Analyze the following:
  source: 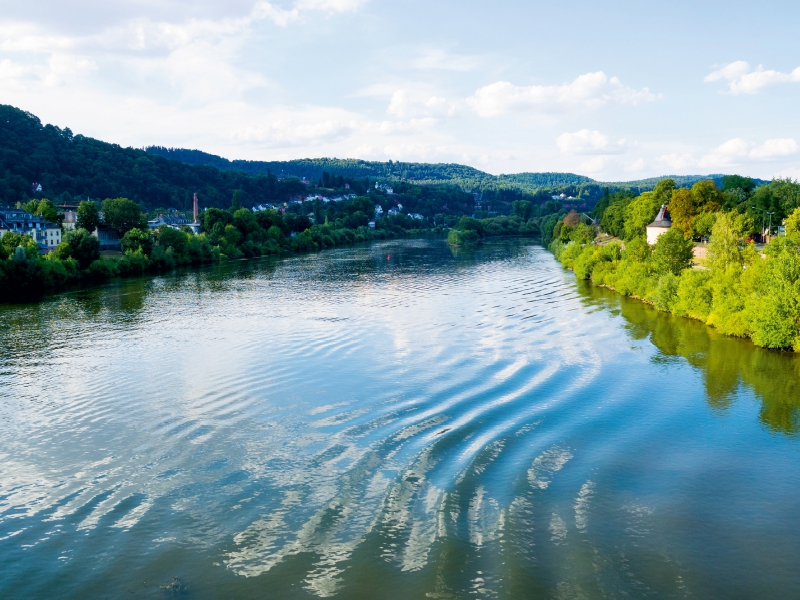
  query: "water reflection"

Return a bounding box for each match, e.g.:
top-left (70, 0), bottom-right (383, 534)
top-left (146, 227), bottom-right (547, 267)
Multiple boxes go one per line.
top-left (1, 238), bottom-right (799, 599)
top-left (575, 279), bottom-right (800, 435)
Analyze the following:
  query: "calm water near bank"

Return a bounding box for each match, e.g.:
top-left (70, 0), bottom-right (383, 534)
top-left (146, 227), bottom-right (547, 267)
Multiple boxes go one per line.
top-left (1, 238), bottom-right (799, 599)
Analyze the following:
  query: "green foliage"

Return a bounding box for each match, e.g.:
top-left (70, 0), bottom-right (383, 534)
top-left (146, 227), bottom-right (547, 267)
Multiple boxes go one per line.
top-left (101, 198), bottom-right (146, 235)
top-left (600, 196), bottom-right (631, 238)
top-left (447, 229), bottom-right (479, 246)
top-left (706, 212), bottom-right (751, 272)
top-left (624, 191), bottom-right (661, 240)
top-left (674, 269), bottom-right (713, 321)
top-left (22, 198), bottom-right (60, 222)
top-left (77, 200), bottom-right (100, 232)
top-left (651, 228), bottom-right (694, 276)
top-left (785, 207), bottom-right (800, 243)
top-left (512, 200), bottom-right (534, 220)
top-left (651, 273), bottom-right (680, 312)
top-left (743, 245), bottom-right (800, 350)
top-left (751, 178), bottom-right (800, 222)
top-left (120, 228), bottom-right (153, 255)
top-left (64, 228), bottom-right (100, 268)
top-left (553, 178), bottom-right (800, 352)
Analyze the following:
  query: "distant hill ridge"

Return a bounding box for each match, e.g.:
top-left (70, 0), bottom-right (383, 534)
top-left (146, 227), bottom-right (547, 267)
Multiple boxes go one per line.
top-left (146, 146), bottom-right (758, 193)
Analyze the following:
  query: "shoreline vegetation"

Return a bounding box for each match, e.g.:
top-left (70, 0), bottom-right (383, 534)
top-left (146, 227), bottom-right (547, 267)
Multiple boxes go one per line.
top-left (0, 194), bottom-right (551, 304)
top-left (550, 177), bottom-right (800, 352)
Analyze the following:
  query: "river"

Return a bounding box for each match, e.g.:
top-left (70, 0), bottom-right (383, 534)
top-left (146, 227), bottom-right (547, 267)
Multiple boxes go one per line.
top-left (1, 238), bottom-right (799, 599)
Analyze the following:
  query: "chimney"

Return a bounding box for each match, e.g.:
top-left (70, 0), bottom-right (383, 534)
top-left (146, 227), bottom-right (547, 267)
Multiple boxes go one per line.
top-left (193, 193), bottom-right (199, 224)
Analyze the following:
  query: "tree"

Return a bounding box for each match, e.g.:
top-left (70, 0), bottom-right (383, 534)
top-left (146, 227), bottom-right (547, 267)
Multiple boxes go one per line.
top-left (563, 210), bottom-right (581, 226)
top-left (653, 178), bottom-right (676, 205)
top-left (693, 211), bottom-right (718, 238)
top-left (601, 198), bottom-right (630, 238)
top-left (668, 180), bottom-right (723, 238)
top-left (668, 188), bottom-right (695, 237)
top-left (156, 226), bottom-right (189, 256)
top-left (691, 180), bottom-right (723, 214)
top-left (64, 228), bottom-right (100, 268)
top-left (651, 227), bottom-right (694, 275)
top-left (624, 192), bottom-right (661, 240)
top-left (101, 198), bottom-right (145, 235)
top-left (35, 199), bottom-right (60, 223)
top-left (120, 228), bottom-right (153, 256)
top-left (512, 200), bottom-right (534, 221)
top-left (707, 212), bottom-right (751, 272)
top-left (232, 189), bottom-right (242, 210)
top-left (0, 231), bottom-right (39, 260)
top-left (785, 207), bottom-right (800, 243)
top-left (77, 200), bottom-right (100, 232)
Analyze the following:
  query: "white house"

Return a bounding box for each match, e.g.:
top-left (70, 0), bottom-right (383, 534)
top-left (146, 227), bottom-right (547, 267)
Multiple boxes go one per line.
top-left (646, 205), bottom-right (672, 245)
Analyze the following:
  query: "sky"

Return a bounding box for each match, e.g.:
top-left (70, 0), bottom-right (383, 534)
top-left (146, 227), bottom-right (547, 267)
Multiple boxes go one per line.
top-left (1, 0), bottom-right (799, 182)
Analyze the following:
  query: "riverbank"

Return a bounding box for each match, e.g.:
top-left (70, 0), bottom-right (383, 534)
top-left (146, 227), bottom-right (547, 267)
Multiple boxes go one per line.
top-left (0, 225), bottom-right (440, 304)
top-left (1, 207), bottom-right (551, 304)
top-left (550, 226), bottom-right (800, 352)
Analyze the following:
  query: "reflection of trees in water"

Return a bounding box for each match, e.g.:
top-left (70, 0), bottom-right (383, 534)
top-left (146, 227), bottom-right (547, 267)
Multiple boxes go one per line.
top-left (575, 280), bottom-right (800, 436)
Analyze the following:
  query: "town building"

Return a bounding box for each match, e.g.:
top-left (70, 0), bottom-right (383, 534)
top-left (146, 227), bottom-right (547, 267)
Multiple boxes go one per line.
top-left (147, 214), bottom-right (192, 230)
top-left (0, 207), bottom-right (61, 253)
top-left (94, 226), bottom-right (121, 250)
top-left (646, 205), bottom-right (672, 245)
top-left (62, 211), bottom-right (78, 231)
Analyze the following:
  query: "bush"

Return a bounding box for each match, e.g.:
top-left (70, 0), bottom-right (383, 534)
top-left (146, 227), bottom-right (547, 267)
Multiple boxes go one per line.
top-left (85, 259), bottom-right (119, 281)
top-left (64, 228), bottom-right (100, 268)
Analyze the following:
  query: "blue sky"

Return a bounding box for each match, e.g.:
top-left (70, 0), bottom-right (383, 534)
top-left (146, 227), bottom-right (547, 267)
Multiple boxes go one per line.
top-left (1, 0), bottom-right (799, 181)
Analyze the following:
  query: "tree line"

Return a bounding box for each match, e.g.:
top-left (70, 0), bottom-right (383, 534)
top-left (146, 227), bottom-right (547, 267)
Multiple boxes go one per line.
top-left (550, 176), bottom-right (800, 352)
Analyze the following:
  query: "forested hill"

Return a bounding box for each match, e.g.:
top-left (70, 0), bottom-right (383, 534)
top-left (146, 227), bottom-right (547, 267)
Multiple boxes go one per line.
top-left (147, 146), bottom-right (760, 198)
top-left (146, 147), bottom-right (597, 191)
top-left (0, 105), bottom-right (309, 211)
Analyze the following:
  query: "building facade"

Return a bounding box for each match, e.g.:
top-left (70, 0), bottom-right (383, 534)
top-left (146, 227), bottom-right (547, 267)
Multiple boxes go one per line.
top-left (0, 207), bottom-right (62, 253)
top-left (646, 205), bottom-right (672, 245)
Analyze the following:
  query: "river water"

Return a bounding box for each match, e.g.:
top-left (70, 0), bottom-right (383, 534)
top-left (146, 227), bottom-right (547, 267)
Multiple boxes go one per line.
top-left (1, 238), bottom-right (799, 599)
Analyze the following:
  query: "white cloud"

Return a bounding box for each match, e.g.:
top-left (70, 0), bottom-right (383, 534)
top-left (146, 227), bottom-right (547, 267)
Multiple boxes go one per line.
top-left (232, 109), bottom-right (360, 146)
top-left (386, 90), bottom-right (456, 119)
top-left (467, 71), bottom-right (660, 117)
top-left (625, 158), bottom-right (647, 173)
top-left (362, 118), bottom-right (438, 134)
top-left (704, 61), bottom-right (800, 95)
top-left (296, 0), bottom-right (369, 12)
top-left (408, 48), bottom-right (482, 72)
top-left (658, 153), bottom-right (697, 171)
top-left (700, 137), bottom-right (750, 167)
top-left (251, 2), bottom-right (300, 27)
top-left (556, 129), bottom-right (625, 155)
top-left (749, 138), bottom-right (799, 159)
top-left (658, 137), bottom-right (800, 170)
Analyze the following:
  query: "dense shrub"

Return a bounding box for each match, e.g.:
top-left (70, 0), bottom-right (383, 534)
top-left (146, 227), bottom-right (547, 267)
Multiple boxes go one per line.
top-left (552, 178), bottom-right (800, 352)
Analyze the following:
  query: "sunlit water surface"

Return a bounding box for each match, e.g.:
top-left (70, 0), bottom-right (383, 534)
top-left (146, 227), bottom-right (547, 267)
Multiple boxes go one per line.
top-left (1, 238), bottom-right (799, 599)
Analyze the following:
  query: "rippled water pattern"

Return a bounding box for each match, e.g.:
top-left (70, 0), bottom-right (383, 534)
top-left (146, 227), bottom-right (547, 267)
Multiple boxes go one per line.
top-left (1, 239), bottom-right (799, 599)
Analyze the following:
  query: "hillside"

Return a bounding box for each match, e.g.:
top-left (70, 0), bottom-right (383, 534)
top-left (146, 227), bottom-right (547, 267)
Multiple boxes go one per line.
top-left (147, 146), bottom-right (763, 200)
top-left (0, 105), bottom-right (307, 211)
top-left (146, 147), bottom-right (601, 192)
